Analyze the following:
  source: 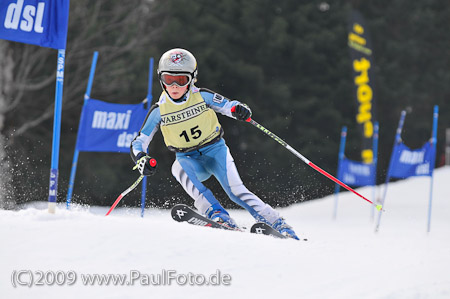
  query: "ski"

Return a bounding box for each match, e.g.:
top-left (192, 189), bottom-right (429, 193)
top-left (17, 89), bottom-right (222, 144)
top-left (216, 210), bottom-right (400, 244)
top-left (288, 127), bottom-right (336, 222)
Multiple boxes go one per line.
top-left (250, 222), bottom-right (287, 239)
top-left (171, 204), bottom-right (239, 231)
top-left (250, 222), bottom-right (308, 241)
top-left (171, 204), bottom-right (306, 240)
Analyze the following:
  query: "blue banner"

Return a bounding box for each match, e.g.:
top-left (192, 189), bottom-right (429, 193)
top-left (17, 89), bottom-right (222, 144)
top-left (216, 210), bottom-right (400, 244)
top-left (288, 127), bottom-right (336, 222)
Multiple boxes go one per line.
top-left (0, 0), bottom-right (69, 49)
top-left (388, 142), bottom-right (436, 178)
top-left (77, 99), bottom-right (149, 153)
top-left (338, 158), bottom-right (376, 186)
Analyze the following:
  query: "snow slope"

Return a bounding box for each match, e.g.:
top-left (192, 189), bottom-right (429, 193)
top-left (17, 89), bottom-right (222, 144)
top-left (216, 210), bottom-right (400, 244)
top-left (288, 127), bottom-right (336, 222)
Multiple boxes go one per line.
top-left (1, 167), bottom-right (450, 299)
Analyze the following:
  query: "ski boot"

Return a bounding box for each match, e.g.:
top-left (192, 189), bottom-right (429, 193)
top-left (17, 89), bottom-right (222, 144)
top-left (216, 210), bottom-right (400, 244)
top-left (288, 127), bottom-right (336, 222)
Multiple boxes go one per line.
top-left (206, 207), bottom-right (238, 230)
top-left (272, 218), bottom-right (299, 240)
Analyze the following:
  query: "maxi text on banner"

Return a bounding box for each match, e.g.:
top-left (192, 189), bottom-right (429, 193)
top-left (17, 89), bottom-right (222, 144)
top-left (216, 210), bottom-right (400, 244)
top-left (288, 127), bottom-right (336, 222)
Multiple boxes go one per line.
top-left (0, 0), bottom-right (69, 49)
top-left (348, 9), bottom-right (377, 164)
top-left (388, 142), bottom-right (436, 178)
top-left (76, 99), bottom-right (149, 153)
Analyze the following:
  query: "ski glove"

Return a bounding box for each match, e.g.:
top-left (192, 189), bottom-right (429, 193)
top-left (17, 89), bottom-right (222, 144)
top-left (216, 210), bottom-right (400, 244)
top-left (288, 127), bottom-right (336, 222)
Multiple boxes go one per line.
top-left (231, 103), bottom-right (252, 121)
top-left (133, 152), bottom-right (157, 176)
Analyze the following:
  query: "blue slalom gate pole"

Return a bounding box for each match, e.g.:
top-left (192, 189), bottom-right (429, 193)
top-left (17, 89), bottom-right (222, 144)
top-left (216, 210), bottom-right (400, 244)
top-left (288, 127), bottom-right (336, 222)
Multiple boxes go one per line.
top-left (427, 105), bottom-right (439, 232)
top-left (333, 126), bottom-right (347, 219)
top-left (48, 49), bottom-right (66, 213)
top-left (141, 57), bottom-right (154, 218)
top-left (370, 122), bottom-right (379, 220)
top-left (66, 52), bottom-right (99, 209)
top-left (375, 111), bottom-right (406, 232)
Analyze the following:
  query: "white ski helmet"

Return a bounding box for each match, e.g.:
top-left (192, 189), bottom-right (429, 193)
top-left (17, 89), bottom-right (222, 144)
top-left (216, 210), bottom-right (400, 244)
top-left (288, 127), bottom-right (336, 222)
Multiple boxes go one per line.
top-left (157, 48), bottom-right (198, 87)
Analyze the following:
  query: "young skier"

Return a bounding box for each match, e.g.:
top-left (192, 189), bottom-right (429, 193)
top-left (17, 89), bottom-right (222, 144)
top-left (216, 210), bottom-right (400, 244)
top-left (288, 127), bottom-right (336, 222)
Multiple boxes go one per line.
top-left (130, 48), bottom-right (299, 239)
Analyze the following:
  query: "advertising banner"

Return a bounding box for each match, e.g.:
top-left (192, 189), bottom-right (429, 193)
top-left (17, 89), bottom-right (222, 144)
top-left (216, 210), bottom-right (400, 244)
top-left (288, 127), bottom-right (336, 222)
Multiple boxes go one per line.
top-left (348, 9), bottom-right (377, 163)
top-left (0, 0), bottom-right (69, 49)
top-left (77, 99), bottom-right (148, 153)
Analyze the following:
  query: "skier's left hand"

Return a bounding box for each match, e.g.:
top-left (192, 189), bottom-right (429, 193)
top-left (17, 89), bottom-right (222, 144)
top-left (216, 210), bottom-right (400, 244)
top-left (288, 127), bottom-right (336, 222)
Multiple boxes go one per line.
top-left (133, 152), bottom-right (157, 176)
top-left (231, 103), bottom-right (252, 121)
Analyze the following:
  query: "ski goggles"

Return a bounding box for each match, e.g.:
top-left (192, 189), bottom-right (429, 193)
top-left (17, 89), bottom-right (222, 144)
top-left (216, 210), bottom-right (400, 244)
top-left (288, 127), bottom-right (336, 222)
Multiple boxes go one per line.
top-left (160, 73), bottom-right (192, 87)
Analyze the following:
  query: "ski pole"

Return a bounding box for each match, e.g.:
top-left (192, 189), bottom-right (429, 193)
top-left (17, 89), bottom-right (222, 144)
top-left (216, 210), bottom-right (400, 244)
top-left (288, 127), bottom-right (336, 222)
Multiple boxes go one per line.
top-left (245, 117), bottom-right (383, 211)
top-left (106, 175), bottom-right (145, 216)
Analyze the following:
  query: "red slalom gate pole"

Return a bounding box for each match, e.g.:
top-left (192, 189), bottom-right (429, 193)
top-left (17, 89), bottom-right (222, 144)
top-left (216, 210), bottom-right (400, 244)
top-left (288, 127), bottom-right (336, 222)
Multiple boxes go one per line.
top-left (246, 117), bottom-right (383, 211)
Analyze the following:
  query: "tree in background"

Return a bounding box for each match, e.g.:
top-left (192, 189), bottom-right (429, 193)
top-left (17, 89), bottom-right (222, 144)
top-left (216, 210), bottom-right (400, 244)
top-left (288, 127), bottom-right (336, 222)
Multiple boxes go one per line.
top-left (353, 0), bottom-right (450, 175)
top-left (0, 40), bottom-right (14, 208)
top-left (0, 0), bottom-right (163, 208)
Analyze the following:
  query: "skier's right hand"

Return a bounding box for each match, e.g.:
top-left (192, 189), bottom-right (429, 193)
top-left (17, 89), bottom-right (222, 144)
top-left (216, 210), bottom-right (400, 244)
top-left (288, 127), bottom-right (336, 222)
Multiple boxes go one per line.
top-left (231, 103), bottom-right (252, 121)
top-left (133, 152), bottom-right (157, 176)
